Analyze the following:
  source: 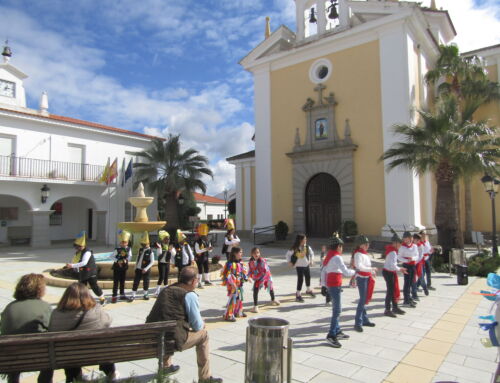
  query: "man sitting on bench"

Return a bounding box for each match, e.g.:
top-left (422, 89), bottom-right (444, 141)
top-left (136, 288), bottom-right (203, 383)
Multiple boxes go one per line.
top-left (146, 266), bottom-right (222, 383)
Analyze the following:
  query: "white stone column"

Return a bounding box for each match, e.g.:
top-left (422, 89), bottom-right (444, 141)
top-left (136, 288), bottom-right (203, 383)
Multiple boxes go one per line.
top-left (30, 210), bottom-right (54, 248)
top-left (235, 165), bottom-right (244, 231)
top-left (339, 0), bottom-right (350, 29)
top-left (379, 24), bottom-right (422, 236)
top-left (317, 0), bottom-right (327, 35)
top-left (96, 210), bottom-right (107, 245)
top-left (244, 164), bottom-right (252, 230)
top-left (295, 0), bottom-right (306, 40)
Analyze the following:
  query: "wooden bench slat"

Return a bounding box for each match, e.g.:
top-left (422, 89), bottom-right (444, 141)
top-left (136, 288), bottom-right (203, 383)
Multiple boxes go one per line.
top-left (55, 339), bottom-right (159, 352)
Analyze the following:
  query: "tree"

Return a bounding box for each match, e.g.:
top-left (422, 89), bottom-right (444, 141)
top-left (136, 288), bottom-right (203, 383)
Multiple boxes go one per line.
top-left (133, 135), bottom-right (213, 229)
top-left (381, 97), bottom-right (499, 252)
top-left (425, 44), bottom-right (500, 242)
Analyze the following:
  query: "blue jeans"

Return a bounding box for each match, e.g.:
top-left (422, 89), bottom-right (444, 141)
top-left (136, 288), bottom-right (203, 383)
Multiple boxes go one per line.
top-left (355, 276), bottom-right (369, 326)
top-left (327, 286), bottom-right (342, 336)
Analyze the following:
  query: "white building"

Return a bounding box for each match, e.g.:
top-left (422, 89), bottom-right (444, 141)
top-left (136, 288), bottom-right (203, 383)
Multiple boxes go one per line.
top-left (193, 192), bottom-right (226, 221)
top-left (0, 44), bottom-right (160, 247)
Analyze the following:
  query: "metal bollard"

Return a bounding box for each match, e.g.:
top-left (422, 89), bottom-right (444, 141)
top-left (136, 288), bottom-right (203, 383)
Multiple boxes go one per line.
top-left (245, 317), bottom-right (292, 383)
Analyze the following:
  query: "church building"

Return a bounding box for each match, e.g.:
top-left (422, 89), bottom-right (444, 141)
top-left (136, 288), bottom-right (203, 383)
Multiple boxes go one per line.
top-left (228, 0), bottom-right (500, 237)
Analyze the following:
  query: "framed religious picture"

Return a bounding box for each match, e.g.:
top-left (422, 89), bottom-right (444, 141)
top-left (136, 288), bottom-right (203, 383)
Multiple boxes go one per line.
top-left (315, 118), bottom-right (328, 140)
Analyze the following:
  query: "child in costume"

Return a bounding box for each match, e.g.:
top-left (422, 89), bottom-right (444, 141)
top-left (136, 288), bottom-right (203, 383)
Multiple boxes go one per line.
top-left (175, 229), bottom-right (194, 280)
top-left (194, 224), bottom-right (213, 288)
top-left (382, 232), bottom-right (407, 317)
top-left (155, 230), bottom-right (176, 296)
top-left (128, 231), bottom-right (155, 301)
top-left (321, 233), bottom-right (355, 348)
top-left (66, 231), bottom-right (106, 305)
top-left (413, 233), bottom-right (429, 298)
top-left (248, 247), bottom-right (280, 313)
top-left (223, 219), bottom-right (240, 261)
top-left (221, 246), bottom-right (248, 321)
top-left (419, 230), bottom-right (435, 290)
top-left (398, 231), bottom-right (419, 307)
top-left (111, 230), bottom-right (132, 303)
top-left (286, 234), bottom-right (315, 302)
top-left (353, 235), bottom-right (377, 332)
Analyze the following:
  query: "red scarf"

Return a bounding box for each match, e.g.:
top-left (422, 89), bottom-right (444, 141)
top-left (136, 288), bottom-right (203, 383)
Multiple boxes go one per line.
top-left (323, 250), bottom-right (339, 267)
top-left (385, 245), bottom-right (397, 256)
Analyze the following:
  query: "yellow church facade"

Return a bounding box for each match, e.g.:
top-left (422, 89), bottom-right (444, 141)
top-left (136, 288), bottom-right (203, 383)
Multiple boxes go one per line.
top-left (227, 0), bottom-right (500, 238)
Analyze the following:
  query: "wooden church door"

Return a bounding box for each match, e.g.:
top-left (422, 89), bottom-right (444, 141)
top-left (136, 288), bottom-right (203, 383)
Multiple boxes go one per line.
top-left (305, 173), bottom-right (341, 237)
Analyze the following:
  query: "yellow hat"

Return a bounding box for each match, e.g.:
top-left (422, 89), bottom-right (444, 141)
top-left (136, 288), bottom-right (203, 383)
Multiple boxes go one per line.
top-left (225, 218), bottom-right (235, 231)
top-left (140, 231), bottom-right (150, 245)
top-left (176, 229), bottom-right (186, 243)
top-left (197, 223), bottom-right (209, 237)
top-left (74, 231), bottom-right (86, 247)
top-left (158, 230), bottom-right (170, 241)
top-left (118, 230), bottom-right (131, 243)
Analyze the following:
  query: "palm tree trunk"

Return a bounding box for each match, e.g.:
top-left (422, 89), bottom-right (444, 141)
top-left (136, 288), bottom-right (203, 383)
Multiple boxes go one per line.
top-left (454, 181), bottom-right (464, 248)
top-left (435, 172), bottom-right (461, 253)
top-left (164, 191), bottom-right (180, 230)
top-left (464, 177), bottom-right (473, 244)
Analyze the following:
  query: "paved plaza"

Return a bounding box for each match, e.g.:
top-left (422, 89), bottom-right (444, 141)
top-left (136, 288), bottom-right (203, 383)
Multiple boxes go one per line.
top-left (0, 240), bottom-right (497, 383)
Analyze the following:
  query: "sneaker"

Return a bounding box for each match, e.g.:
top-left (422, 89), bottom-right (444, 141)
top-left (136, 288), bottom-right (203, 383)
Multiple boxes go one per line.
top-left (410, 298), bottom-right (418, 305)
top-left (326, 335), bottom-right (342, 348)
top-left (413, 296), bottom-right (420, 301)
top-left (271, 300), bottom-right (281, 306)
top-left (119, 295), bottom-right (127, 301)
top-left (238, 312), bottom-right (247, 318)
top-left (198, 283), bottom-right (204, 289)
top-left (424, 289), bottom-right (429, 296)
top-left (143, 294), bottom-right (150, 300)
top-left (354, 325), bottom-right (363, 333)
top-left (296, 295), bottom-right (305, 303)
top-left (393, 307), bottom-right (406, 315)
top-left (428, 286), bottom-right (436, 291)
top-left (363, 322), bottom-right (376, 327)
top-left (111, 296), bottom-right (117, 304)
top-left (204, 281), bottom-right (213, 286)
top-left (107, 370), bottom-right (120, 381)
top-left (306, 290), bottom-right (316, 298)
top-left (162, 365), bottom-right (180, 375)
top-left (250, 306), bottom-right (259, 313)
top-left (127, 296), bottom-right (135, 303)
top-left (336, 331), bottom-right (350, 340)
top-left (384, 310), bottom-right (397, 318)
top-left (199, 377), bottom-right (223, 383)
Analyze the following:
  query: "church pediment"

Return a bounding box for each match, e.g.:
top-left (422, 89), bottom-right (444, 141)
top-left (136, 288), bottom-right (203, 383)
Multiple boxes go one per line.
top-left (0, 63), bottom-right (28, 81)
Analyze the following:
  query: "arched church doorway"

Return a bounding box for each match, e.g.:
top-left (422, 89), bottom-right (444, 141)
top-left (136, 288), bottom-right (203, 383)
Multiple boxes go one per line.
top-left (305, 173), bottom-right (341, 237)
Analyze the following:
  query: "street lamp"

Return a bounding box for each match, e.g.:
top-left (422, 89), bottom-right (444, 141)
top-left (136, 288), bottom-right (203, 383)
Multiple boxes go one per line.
top-left (178, 194), bottom-right (184, 205)
top-left (40, 184), bottom-right (50, 204)
top-left (223, 188), bottom-right (228, 219)
top-left (481, 174), bottom-right (499, 256)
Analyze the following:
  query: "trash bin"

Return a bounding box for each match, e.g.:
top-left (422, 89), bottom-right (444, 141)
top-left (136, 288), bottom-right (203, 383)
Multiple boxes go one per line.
top-left (245, 317), bottom-right (292, 383)
top-left (456, 264), bottom-right (468, 285)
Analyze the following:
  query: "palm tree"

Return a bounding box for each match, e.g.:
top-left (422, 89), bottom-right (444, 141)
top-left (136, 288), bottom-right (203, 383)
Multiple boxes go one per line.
top-left (133, 135), bottom-right (213, 229)
top-left (381, 97), bottom-right (499, 252)
top-left (426, 44), bottom-right (500, 242)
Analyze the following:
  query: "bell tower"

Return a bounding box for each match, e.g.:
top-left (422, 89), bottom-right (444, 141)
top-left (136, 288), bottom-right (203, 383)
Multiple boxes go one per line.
top-left (295, 0), bottom-right (350, 41)
top-left (0, 41), bottom-right (28, 108)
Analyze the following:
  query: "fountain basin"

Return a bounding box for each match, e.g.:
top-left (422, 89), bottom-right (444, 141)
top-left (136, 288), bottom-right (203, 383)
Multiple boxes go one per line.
top-left (117, 221), bottom-right (166, 232)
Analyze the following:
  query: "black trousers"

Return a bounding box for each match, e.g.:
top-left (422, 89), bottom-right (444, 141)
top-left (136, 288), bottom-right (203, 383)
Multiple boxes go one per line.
top-left (296, 266), bottom-right (311, 291)
top-left (36, 364), bottom-right (114, 383)
top-left (81, 276), bottom-right (103, 297)
top-left (383, 269), bottom-right (399, 311)
top-left (253, 285), bottom-right (275, 305)
top-left (112, 268), bottom-right (127, 297)
top-left (157, 262), bottom-right (170, 286)
top-left (196, 256), bottom-right (209, 274)
top-left (402, 263), bottom-right (415, 303)
top-left (132, 269), bottom-right (150, 292)
top-left (424, 257), bottom-right (432, 287)
top-left (8, 370), bottom-right (52, 383)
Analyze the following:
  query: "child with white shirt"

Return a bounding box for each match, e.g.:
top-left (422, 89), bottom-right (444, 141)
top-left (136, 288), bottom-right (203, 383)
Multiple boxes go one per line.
top-left (398, 231), bottom-right (419, 307)
top-left (419, 230), bottom-right (435, 290)
top-left (383, 233), bottom-right (407, 317)
top-left (128, 231), bottom-right (155, 301)
top-left (413, 233), bottom-right (429, 298)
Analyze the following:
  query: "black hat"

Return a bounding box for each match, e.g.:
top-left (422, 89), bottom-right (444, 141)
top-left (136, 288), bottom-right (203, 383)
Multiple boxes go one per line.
top-left (355, 235), bottom-right (369, 246)
top-left (391, 233), bottom-right (402, 243)
top-left (330, 232), bottom-right (344, 247)
top-left (402, 231), bottom-right (412, 238)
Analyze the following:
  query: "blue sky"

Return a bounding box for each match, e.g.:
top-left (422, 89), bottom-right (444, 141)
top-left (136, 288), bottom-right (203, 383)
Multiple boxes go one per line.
top-left (0, 0), bottom-right (499, 194)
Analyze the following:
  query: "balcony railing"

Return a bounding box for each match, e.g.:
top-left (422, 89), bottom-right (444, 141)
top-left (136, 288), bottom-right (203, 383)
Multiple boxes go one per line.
top-left (0, 155), bottom-right (105, 182)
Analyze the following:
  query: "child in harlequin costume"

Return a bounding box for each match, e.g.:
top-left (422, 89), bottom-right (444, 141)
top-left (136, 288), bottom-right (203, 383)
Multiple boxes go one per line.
top-left (221, 246), bottom-right (248, 321)
top-left (286, 234), bottom-right (316, 302)
top-left (66, 231), bottom-right (106, 305)
top-left (419, 230), bottom-right (435, 291)
top-left (223, 219), bottom-right (240, 261)
top-left (353, 235), bottom-right (377, 332)
top-left (111, 230), bottom-right (132, 303)
top-left (194, 224), bottom-right (213, 288)
top-left (155, 230), bottom-right (176, 296)
top-left (128, 231), bottom-right (155, 302)
top-left (413, 233), bottom-right (429, 298)
top-left (248, 247), bottom-right (280, 313)
top-left (175, 229), bottom-right (194, 280)
top-left (398, 231), bottom-right (419, 307)
top-left (383, 232), bottom-right (407, 317)
top-left (321, 234), bottom-right (355, 348)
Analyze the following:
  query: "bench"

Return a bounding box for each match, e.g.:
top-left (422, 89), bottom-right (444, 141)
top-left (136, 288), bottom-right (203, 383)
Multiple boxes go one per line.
top-left (0, 321), bottom-right (176, 375)
top-left (7, 226), bottom-right (31, 245)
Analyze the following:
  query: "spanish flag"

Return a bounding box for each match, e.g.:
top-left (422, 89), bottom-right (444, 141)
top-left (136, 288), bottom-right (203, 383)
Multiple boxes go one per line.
top-left (108, 158), bottom-right (118, 184)
top-left (99, 158), bottom-right (110, 184)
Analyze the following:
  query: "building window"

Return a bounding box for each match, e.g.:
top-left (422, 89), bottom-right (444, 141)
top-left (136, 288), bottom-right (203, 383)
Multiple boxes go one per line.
top-left (50, 202), bottom-right (63, 225)
top-left (207, 214), bottom-right (213, 220)
top-left (0, 207), bottom-right (18, 220)
top-left (309, 58), bottom-right (332, 84)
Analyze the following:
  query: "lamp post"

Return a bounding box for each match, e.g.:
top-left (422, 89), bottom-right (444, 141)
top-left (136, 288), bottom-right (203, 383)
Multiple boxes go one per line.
top-left (40, 184), bottom-right (50, 204)
top-left (223, 188), bottom-right (228, 219)
top-left (481, 175), bottom-right (499, 256)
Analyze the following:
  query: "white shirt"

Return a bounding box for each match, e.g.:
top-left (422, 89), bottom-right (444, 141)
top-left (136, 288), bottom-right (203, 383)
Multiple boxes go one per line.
top-left (159, 247), bottom-right (176, 264)
top-left (383, 250), bottom-right (400, 272)
top-left (181, 244), bottom-right (194, 265)
top-left (354, 251), bottom-right (372, 275)
top-left (320, 254), bottom-right (355, 286)
top-left (195, 241), bottom-right (212, 256)
top-left (398, 243), bottom-right (419, 264)
top-left (224, 235), bottom-right (240, 253)
top-left (286, 246), bottom-right (315, 268)
top-left (422, 240), bottom-right (432, 259)
top-left (136, 247), bottom-right (155, 271)
top-left (72, 250), bottom-right (91, 269)
top-left (415, 243), bottom-right (424, 263)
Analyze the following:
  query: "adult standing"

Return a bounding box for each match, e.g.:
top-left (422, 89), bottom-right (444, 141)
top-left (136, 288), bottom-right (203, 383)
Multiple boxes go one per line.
top-left (353, 235), bottom-right (377, 332)
top-left (66, 231), bottom-right (106, 305)
top-left (286, 234), bottom-right (315, 302)
top-left (0, 274), bottom-right (52, 383)
top-left (194, 224), bottom-right (213, 288)
top-left (398, 231), bottom-right (419, 307)
top-left (383, 233), bottom-right (407, 317)
top-left (146, 267), bottom-right (223, 383)
top-left (320, 235), bottom-right (355, 348)
top-left (223, 219), bottom-right (240, 261)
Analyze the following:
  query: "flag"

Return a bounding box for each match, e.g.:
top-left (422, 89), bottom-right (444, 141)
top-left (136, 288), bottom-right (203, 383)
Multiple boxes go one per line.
top-left (99, 158), bottom-right (110, 184)
top-left (120, 157), bottom-right (126, 187)
top-left (108, 158), bottom-right (118, 184)
top-left (124, 158), bottom-right (133, 184)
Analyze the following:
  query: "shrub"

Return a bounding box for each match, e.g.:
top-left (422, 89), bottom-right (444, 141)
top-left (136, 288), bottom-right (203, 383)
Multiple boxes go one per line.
top-left (211, 255), bottom-right (221, 264)
top-left (467, 251), bottom-right (500, 277)
top-left (275, 221), bottom-right (289, 241)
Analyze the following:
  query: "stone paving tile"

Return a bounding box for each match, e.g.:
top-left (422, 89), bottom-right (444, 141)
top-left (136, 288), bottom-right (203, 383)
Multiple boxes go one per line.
top-left (386, 363), bottom-right (435, 383)
top-left (291, 363), bottom-right (324, 383)
top-left (438, 361), bottom-right (493, 383)
top-left (444, 352), bottom-right (466, 365)
top-left (401, 349), bottom-right (444, 371)
top-left (463, 355), bottom-right (498, 372)
top-left (350, 367), bottom-right (388, 383)
top-left (431, 372), bottom-right (458, 383)
top-left (309, 371), bottom-right (359, 383)
top-left (414, 338), bottom-right (452, 356)
top-left (304, 354), bottom-right (361, 378)
top-left (340, 352), bottom-right (398, 373)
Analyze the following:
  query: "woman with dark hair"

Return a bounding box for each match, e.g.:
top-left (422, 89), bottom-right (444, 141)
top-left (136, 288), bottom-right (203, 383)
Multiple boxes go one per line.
top-left (221, 247), bottom-right (248, 321)
top-left (286, 234), bottom-right (315, 302)
top-left (1, 274), bottom-right (52, 383)
top-left (48, 283), bottom-right (118, 382)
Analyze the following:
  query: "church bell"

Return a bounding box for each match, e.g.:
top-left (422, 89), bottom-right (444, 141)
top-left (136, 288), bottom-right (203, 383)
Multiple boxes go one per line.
top-left (328, 1), bottom-right (339, 20)
top-left (2, 45), bottom-right (12, 58)
top-left (309, 8), bottom-right (317, 23)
